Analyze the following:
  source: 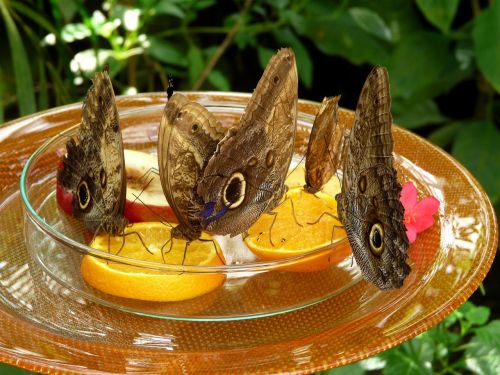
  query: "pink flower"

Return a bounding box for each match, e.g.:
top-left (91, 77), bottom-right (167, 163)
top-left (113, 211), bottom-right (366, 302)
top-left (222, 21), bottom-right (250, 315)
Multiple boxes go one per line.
top-left (400, 182), bottom-right (440, 243)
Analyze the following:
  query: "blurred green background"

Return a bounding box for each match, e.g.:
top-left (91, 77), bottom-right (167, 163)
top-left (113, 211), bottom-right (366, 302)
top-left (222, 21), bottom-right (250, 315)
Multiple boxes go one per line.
top-left (0, 0), bottom-right (499, 373)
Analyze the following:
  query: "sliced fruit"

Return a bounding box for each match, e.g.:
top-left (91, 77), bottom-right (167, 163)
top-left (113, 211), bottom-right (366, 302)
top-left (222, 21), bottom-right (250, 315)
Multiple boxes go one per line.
top-left (124, 149), bottom-right (176, 223)
top-left (56, 160), bottom-right (74, 215)
top-left (244, 186), bottom-right (349, 272)
top-left (82, 222), bottom-right (225, 302)
top-left (56, 149), bottom-right (176, 223)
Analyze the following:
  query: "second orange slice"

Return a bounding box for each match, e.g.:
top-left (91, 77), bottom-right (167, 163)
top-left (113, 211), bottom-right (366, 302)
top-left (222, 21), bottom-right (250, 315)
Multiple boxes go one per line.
top-left (244, 187), bottom-right (349, 271)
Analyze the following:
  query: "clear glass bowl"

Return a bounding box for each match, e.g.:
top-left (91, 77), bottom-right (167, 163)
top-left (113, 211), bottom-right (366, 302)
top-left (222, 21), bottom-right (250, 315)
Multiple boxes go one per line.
top-left (20, 98), bottom-right (357, 321)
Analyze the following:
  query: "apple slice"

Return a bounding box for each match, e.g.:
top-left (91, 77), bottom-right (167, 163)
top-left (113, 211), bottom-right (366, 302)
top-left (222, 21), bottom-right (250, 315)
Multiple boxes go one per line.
top-left (123, 149), bottom-right (176, 223)
top-left (56, 149), bottom-right (176, 223)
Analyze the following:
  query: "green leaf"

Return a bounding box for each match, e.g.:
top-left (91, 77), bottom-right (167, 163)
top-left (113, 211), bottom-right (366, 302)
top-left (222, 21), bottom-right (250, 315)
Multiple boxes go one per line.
top-left (257, 47), bottom-right (275, 71)
top-left (465, 320), bottom-right (500, 374)
top-left (347, 0), bottom-right (425, 42)
top-left (191, 0), bottom-right (216, 10)
top-left (452, 121), bottom-right (500, 203)
top-left (380, 337), bottom-right (434, 375)
top-left (56, 0), bottom-right (78, 22)
top-left (10, 1), bottom-right (58, 34)
top-left (155, 0), bottom-right (185, 18)
top-left (387, 31), bottom-right (452, 100)
top-left (0, 363), bottom-right (31, 374)
top-left (273, 28), bottom-right (313, 88)
top-left (234, 32), bottom-right (257, 49)
top-left (427, 323), bottom-right (461, 357)
top-left (296, 11), bottom-right (390, 65)
top-left (473, 0), bottom-right (500, 92)
top-left (320, 361), bottom-right (365, 375)
top-left (427, 122), bottom-right (462, 148)
top-left (392, 98), bottom-right (448, 129)
top-left (0, 2), bottom-right (36, 116)
top-left (348, 7), bottom-right (393, 42)
top-left (207, 70), bottom-right (230, 91)
top-left (461, 301), bottom-right (491, 327)
top-left (415, 0), bottom-right (460, 32)
top-left (147, 37), bottom-right (187, 67)
top-left (187, 45), bottom-right (204, 86)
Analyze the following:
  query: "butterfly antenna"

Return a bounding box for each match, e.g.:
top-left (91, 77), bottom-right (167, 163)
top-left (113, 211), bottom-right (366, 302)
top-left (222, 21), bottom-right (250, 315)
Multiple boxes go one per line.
top-left (131, 193), bottom-right (174, 229)
top-left (166, 74), bottom-right (174, 100)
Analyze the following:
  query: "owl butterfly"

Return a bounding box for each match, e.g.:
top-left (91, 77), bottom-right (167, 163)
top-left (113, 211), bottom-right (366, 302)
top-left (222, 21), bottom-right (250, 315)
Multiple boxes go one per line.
top-left (58, 68), bottom-right (127, 235)
top-left (304, 95), bottom-right (341, 194)
top-left (198, 48), bottom-right (298, 236)
top-left (335, 66), bottom-right (410, 290)
top-left (158, 93), bottom-right (226, 242)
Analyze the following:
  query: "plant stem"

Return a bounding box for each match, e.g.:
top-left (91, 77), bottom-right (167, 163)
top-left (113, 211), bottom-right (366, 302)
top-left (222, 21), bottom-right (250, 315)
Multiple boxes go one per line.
top-left (191, 0), bottom-right (254, 90)
top-left (471, 0), bottom-right (481, 16)
top-left (128, 55), bottom-right (137, 89)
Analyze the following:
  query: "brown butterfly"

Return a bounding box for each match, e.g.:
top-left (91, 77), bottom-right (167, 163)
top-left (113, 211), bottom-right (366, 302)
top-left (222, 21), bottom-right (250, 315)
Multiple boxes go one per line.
top-left (335, 66), bottom-right (410, 290)
top-left (157, 93), bottom-right (226, 241)
top-left (197, 48), bottom-right (298, 236)
top-left (58, 68), bottom-right (127, 235)
top-left (304, 95), bottom-right (341, 194)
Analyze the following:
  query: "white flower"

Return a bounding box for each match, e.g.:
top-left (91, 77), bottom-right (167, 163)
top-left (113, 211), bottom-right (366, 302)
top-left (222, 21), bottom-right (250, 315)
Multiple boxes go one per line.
top-left (123, 9), bottom-right (140, 31)
top-left (124, 86), bottom-right (138, 95)
top-left (42, 33), bottom-right (56, 46)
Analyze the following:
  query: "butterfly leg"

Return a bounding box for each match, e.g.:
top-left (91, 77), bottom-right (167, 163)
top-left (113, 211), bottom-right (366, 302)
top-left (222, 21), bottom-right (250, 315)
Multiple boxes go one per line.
top-left (117, 230), bottom-right (153, 255)
top-left (129, 169), bottom-right (157, 206)
top-left (267, 194), bottom-right (303, 247)
top-left (138, 167), bottom-right (159, 185)
top-left (289, 198), bottom-right (302, 227)
top-left (267, 211), bottom-right (279, 247)
top-left (307, 211), bottom-right (341, 225)
top-left (199, 237), bottom-right (224, 265)
top-left (274, 194), bottom-right (303, 227)
top-left (129, 192), bottom-right (174, 226)
top-left (161, 235), bottom-right (174, 264)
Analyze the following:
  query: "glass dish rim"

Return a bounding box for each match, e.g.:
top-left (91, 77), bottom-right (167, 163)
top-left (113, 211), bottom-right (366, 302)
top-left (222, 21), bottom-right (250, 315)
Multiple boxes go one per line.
top-left (20, 95), bottom-right (350, 274)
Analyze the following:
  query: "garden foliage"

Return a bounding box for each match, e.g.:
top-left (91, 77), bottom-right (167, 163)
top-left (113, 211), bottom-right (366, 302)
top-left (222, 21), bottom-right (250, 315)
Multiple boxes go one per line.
top-left (0, 0), bottom-right (498, 373)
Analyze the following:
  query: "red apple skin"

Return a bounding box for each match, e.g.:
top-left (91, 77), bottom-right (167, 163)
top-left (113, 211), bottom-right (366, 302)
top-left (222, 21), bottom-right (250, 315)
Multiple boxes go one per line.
top-left (56, 182), bottom-right (74, 215)
top-left (56, 161), bottom-right (74, 215)
top-left (124, 199), bottom-right (177, 223)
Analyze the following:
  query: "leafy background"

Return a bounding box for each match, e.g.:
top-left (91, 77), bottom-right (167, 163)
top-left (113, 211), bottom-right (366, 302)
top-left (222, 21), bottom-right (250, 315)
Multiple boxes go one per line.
top-left (0, 0), bottom-right (499, 373)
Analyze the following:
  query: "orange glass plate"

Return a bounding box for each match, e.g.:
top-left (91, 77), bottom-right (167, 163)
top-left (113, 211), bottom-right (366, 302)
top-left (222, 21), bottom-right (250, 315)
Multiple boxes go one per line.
top-left (0, 93), bottom-right (496, 374)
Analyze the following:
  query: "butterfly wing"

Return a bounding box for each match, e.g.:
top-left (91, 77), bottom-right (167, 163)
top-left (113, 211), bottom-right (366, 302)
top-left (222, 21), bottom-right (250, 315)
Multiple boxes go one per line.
top-left (158, 93), bottom-right (225, 240)
top-left (305, 95), bottom-right (341, 193)
top-left (58, 70), bottom-right (126, 234)
top-left (336, 66), bottom-right (410, 290)
top-left (197, 48), bottom-right (298, 236)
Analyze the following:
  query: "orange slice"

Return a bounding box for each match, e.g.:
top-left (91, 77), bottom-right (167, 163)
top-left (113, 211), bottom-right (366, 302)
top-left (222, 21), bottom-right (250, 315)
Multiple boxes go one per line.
top-left (245, 185), bottom-right (350, 272)
top-left (82, 222), bottom-right (225, 302)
